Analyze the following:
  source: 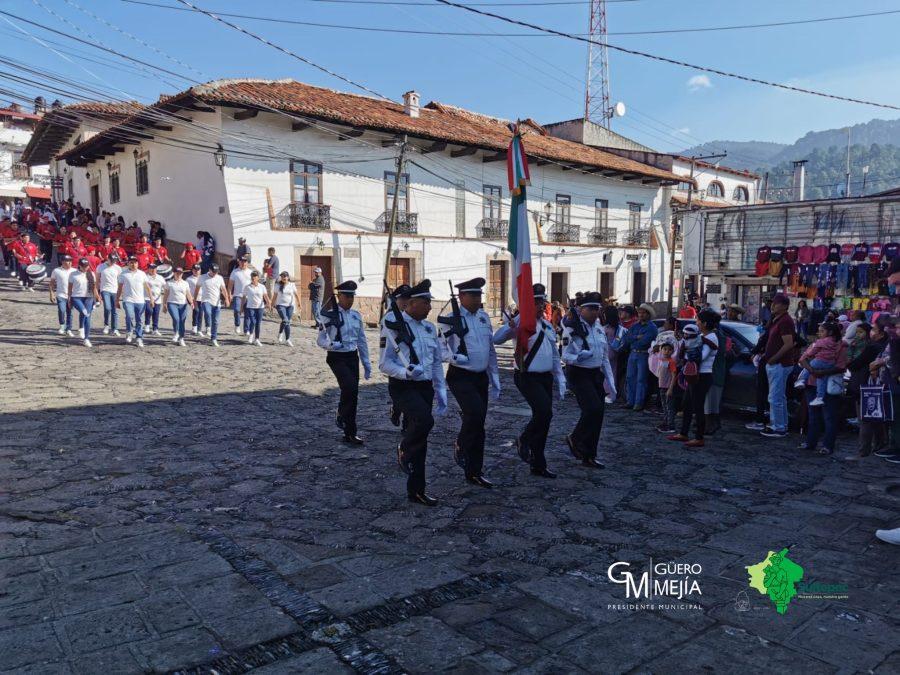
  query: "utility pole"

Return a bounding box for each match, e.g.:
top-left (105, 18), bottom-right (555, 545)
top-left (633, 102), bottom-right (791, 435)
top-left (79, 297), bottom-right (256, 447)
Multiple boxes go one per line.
top-left (379, 134), bottom-right (408, 322)
top-left (862, 165), bottom-right (870, 195)
top-left (667, 152), bottom-right (726, 318)
top-left (761, 172), bottom-right (769, 204)
top-left (845, 127), bottom-right (851, 198)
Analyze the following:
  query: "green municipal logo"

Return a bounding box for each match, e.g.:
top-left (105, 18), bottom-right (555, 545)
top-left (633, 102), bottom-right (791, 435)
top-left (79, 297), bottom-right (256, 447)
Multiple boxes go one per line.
top-left (745, 548), bottom-right (804, 615)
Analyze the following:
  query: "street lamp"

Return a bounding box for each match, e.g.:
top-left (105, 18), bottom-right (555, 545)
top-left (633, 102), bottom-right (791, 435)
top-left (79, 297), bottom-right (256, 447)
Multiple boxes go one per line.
top-left (213, 145), bottom-right (227, 170)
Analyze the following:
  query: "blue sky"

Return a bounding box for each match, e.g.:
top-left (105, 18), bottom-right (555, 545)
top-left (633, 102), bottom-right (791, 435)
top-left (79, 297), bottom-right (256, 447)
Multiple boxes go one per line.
top-left (4, 0), bottom-right (900, 168)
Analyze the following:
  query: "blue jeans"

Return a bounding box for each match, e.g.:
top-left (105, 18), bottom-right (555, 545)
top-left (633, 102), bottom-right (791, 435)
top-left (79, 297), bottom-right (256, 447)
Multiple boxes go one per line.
top-left (56, 297), bottom-right (72, 330)
top-left (231, 297), bottom-right (245, 329)
top-left (101, 291), bottom-right (117, 331)
top-left (276, 305), bottom-right (293, 339)
top-left (805, 388), bottom-right (838, 452)
top-left (144, 301), bottom-right (160, 330)
top-left (192, 304), bottom-right (205, 331)
top-left (796, 357), bottom-right (835, 399)
top-left (168, 302), bottom-right (188, 338)
top-left (246, 307), bottom-right (263, 339)
top-left (123, 301), bottom-right (144, 339)
top-left (625, 351), bottom-right (650, 407)
top-left (70, 297), bottom-right (94, 337)
top-left (202, 302), bottom-right (220, 339)
top-left (311, 299), bottom-right (321, 323)
top-left (765, 363), bottom-right (793, 432)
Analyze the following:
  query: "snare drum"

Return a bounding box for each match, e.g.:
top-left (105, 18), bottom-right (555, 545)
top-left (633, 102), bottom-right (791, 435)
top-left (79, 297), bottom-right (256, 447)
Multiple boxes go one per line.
top-left (25, 263), bottom-right (46, 283)
top-left (156, 263), bottom-right (173, 280)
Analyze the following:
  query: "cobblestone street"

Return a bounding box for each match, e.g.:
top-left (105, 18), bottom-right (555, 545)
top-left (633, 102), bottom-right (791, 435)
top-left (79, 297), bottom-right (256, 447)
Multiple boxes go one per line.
top-left (1, 275), bottom-right (898, 674)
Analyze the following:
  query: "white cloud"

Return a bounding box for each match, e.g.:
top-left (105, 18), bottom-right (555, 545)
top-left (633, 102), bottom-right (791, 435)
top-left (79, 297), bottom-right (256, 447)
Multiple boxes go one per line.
top-left (676, 127), bottom-right (691, 135)
top-left (687, 75), bottom-right (712, 91)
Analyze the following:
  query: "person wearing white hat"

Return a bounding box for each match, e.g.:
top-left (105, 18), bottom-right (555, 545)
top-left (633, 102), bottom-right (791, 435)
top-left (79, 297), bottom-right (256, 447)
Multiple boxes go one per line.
top-left (308, 266), bottom-right (325, 327)
top-left (620, 302), bottom-right (659, 411)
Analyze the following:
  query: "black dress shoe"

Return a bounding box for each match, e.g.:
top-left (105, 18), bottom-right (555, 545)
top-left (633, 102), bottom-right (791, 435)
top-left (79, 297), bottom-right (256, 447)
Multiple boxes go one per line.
top-left (408, 492), bottom-right (438, 506)
top-left (582, 457), bottom-right (604, 469)
top-left (530, 467), bottom-right (557, 478)
top-left (454, 442), bottom-right (467, 471)
top-left (397, 445), bottom-right (412, 475)
top-left (565, 433), bottom-right (584, 461)
top-left (516, 437), bottom-right (530, 463)
top-left (342, 434), bottom-right (364, 445)
top-left (466, 475), bottom-right (493, 488)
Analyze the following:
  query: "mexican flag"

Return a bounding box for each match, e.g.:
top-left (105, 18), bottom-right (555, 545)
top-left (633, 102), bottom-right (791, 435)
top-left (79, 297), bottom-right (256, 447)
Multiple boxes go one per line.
top-left (506, 126), bottom-right (535, 366)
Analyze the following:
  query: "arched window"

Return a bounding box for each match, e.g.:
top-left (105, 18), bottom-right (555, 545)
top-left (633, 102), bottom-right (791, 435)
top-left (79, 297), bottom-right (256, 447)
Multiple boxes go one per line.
top-left (707, 181), bottom-right (725, 198)
top-left (732, 186), bottom-right (749, 202)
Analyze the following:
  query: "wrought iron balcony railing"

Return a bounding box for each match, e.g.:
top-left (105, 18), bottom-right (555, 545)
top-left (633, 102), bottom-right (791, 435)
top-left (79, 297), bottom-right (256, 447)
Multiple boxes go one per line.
top-left (623, 228), bottom-right (650, 246)
top-left (545, 223), bottom-right (580, 243)
top-left (477, 217), bottom-right (509, 239)
top-left (376, 210), bottom-right (418, 235)
top-left (587, 227), bottom-right (616, 245)
top-left (275, 202), bottom-right (331, 230)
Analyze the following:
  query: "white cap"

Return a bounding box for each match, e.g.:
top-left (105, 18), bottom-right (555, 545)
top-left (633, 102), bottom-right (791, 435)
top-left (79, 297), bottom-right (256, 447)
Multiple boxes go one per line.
top-left (314, 267), bottom-right (322, 273)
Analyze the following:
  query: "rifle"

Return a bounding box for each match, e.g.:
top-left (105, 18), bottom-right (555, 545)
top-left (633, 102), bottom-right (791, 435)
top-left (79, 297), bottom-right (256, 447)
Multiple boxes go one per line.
top-left (563, 299), bottom-right (591, 354)
top-left (320, 295), bottom-right (343, 343)
top-left (437, 280), bottom-right (469, 357)
top-left (383, 281), bottom-right (420, 365)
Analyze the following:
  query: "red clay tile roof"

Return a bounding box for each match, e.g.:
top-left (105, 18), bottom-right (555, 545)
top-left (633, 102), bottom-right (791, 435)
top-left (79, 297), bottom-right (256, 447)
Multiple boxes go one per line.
top-left (0, 107), bottom-right (41, 121)
top-left (670, 193), bottom-right (732, 209)
top-left (57, 79), bottom-right (683, 182)
top-left (24, 187), bottom-right (51, 200)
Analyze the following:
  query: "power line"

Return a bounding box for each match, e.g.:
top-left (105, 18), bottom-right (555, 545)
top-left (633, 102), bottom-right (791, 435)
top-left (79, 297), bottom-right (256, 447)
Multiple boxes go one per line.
top-left (435, 0), bottom-right (900, 112)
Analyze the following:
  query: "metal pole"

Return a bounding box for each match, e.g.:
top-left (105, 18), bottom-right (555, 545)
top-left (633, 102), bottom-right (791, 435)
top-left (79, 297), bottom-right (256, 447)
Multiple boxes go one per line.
top-left (379, 135), bottom-right (408, 322)
top-left (845, 127), bottom-right (851, 198)
top-left (762, 172), bottom-right (769, 204)
top-left (667, 158), bottom-right (694, 317)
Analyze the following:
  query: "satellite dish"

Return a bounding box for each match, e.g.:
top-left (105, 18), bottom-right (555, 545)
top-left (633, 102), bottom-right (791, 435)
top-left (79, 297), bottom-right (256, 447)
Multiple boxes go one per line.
top-left (613, 101), bottom-right (626, 118)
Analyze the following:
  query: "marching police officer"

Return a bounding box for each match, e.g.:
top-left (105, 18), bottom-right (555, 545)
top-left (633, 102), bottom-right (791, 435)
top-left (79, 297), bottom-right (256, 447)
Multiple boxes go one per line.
top-left (381, 283), bottom-right (412, 428)
top-left (316, 280), bottom-right (371, 445)
top-left (379, 279), bottom-right (448, 506)
top-left (561, 291), bottom-right (616, 468)
top-left (493, 283), bottom-right (565, 478)
top-left (438, 277), bottom-right (500, 488)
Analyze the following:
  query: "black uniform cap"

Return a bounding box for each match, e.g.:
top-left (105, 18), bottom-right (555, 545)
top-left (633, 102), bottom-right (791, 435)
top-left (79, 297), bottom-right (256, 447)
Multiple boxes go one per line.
top-left (455, 277), bottom-right (485, 294)
top-left (392, 283), bottom-right (412, 299)
top-left (409, 279), bottom-right (432, 299)
top-left (532, 283), bottom-right (547, 299)
top-left (576, 291), bottom-right (603, 307)
top-left (335, 280), bottom-right (358, 295)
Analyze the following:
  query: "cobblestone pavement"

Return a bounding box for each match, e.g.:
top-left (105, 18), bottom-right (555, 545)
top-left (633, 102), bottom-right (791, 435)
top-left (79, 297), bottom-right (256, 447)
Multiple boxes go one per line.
top-left (1, 273), bottom-right (899, 674)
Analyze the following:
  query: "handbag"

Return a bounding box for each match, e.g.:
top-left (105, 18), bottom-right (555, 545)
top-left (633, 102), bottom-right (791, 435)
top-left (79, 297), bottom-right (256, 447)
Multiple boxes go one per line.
top-left (860, 382), bottom-right (894, 422)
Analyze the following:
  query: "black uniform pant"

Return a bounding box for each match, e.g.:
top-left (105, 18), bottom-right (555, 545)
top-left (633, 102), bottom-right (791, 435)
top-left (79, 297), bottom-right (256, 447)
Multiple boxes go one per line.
top-left (389, 378), bottom-right (434, 495)
top-left (18, 263), bottom-right (33, 288)
top-left (446, 365), bottom-right (489, 477)
top-left (514, 370), bottom-right (553, 471)
top-left (568, 365), bottom-right (606, 459)
top-left (681, 373), bottom-right (713, 439)
top-left (326, 350), bottom-right (359, 436)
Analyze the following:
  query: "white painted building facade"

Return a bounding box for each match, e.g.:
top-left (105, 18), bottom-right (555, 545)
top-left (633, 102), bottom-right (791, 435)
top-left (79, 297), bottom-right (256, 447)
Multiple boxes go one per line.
top-left (0, 104), bottom-right (49, 203)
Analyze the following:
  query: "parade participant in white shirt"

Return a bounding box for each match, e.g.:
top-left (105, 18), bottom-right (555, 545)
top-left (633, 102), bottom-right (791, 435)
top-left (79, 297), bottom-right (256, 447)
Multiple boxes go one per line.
top-left (49, 254), bottom-right (75, 336)
top-left (144, 263), bottom-right (166, 336)
top-left (493, 283), bottom-right (565, 478)
top-left (438, 277), bottom-right (500, 488)
top-left (96, 252), bottom-right (122, 335)
top-left (227, 256), bottom-right (252, 335)
top-left (379, 279), bottom-right (448, 506)
top-left (380, 284), bottom-right (412, 429)
top-left (199, 264), bottom-right (230, 347)
top-left (162, 267), bottom-right (194, 346)
top-left (116, 256), bottom-right (152, 348)
top-left (185, 263), bottom-right (205, 335)
top-left (316, 280), bottom-right (371, 445)
top-left (242, 271), bottom-right (270, 345)
top-left (68, 258), bottom-right (100, 347)
top-left (272, 271), bottom-right (301, 347)
top-left (561, 292), bottom-right (616, 468)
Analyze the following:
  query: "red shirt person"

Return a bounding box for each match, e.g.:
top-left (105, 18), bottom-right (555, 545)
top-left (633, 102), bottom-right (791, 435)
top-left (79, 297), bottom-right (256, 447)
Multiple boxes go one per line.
top-left (11, 234), bottom-right (40, 289)
top-left (181, 243), bottom-right (202, 269)
top-left (151, 238), bottom-right (170, 264)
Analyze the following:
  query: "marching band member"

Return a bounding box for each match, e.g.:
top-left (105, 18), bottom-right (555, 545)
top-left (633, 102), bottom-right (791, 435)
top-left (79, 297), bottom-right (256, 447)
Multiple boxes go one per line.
top-left (493, 283), bottom-right (565, 478)
top-left (12, 233), bottom-right (41, 292)
top-left (68, 258), bottom-right (100, 348)
top-left (438, 277), bottom-right (500, 488)
top-left (379, 279), bottom-right (447, 506)
top-left (561, 291), bottom-right (616, 468)
top-left (317, 280), bottom-right (371, 444)
top-left (151, 237), bottom-right (171, 265)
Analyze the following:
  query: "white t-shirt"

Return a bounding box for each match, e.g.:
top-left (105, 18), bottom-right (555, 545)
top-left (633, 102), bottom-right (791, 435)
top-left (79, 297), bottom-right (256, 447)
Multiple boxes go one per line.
top-left (119, 269), bottom-right (149, 304)
top-left (186, 273), bottom-right (202, 300)
top-left (146, 274), bottom-right (166, 303)
top-left (229, 268), bottom-right (252, 298)
top-left (200, 274), bottom-right (226, 307)
top-left (166, 278), bottom-right (190, 305)
top-left (700, 332), bottom-right (719, 373)
top-left (69, 270), bottom-right (91, 298)
top-left (97, 262), bottom-right (122, 294)
top-left (50, 266), bottom-right (74, 298)
top-left (242, 283), bottom-right (267, 309)
top-left (274, 281), bottom-right (297, 307)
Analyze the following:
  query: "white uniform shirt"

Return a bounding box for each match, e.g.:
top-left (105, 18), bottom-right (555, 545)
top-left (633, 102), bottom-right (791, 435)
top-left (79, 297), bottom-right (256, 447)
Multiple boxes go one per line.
top-left (199, 274), bottom-right (226, 307)
top-left (379, 310), bottom-right (447, 393)
top-left (50, 266), bottom-right (74, 299)
top-left (97, 262), bottom-right (121, 294)
top-left (493, 316), bottom-right (565, 395)
top-left (166, 279), bottom-right (190, 305)
top-left (561, 316), bottom-right (617, 387)
top-left (242, 283), bottom-right (268, 309)
top-left (69, 270), bottom-right (91, 298)
top-left (229, 268), bottom-right (252, 299)
top-left (316, 306), bottom-right (371, 369)
top-left (146, 274), bottom-right (166, 303)
top-left (119, 269), bottom-right (149, 304)
top-left (438, 306), bottom-right (500, 392)
top-left (274, 281), bottom-right (297, 307)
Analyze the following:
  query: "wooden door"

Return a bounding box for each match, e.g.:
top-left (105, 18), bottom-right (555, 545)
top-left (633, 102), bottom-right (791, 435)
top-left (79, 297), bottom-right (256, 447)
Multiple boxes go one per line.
top-left (632, 271), bottom-right (647, 305)
top-left (387, 257), bottom-right (411, 290)
top-left (299, 255), bottom-right (333, 320)
top-left (488, 260), bottom-right (507, 314)
top-left (550, 271), bottom-right (568, 304)
top-left (599, 271), bottom-right (615, 300)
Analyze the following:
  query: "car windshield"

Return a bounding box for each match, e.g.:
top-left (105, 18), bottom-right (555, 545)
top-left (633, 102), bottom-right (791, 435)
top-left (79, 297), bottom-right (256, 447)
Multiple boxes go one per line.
top-left (722, 321), bottom-right (760, 347)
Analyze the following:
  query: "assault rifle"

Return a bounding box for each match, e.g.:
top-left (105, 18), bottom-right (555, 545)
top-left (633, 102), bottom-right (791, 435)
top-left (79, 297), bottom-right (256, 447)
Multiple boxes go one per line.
top-left (563, 299), bottom-right (591, 354)
top-left (320, 295), bottom-right (343, 343)
top-left (437, 280), bottom-right (469, 357)
top-left (383, 281), bottom-right (420, 365)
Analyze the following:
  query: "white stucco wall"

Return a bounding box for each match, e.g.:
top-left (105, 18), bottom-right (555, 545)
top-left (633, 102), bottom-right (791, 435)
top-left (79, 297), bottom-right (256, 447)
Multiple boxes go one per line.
top-left (672, 159), bottom-right (758, 205)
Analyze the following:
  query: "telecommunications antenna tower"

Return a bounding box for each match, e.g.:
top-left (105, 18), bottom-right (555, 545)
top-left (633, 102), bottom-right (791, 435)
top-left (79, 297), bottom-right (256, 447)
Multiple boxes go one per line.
top-left (584, 0), bottom-right (610, 127)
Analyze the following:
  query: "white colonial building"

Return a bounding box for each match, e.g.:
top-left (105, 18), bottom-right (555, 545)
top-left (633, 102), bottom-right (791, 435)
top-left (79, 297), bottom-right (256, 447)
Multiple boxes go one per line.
top-left (38, 79), bottom-right (687, 322)
top-left (0, 101), bottom-right (51, 205)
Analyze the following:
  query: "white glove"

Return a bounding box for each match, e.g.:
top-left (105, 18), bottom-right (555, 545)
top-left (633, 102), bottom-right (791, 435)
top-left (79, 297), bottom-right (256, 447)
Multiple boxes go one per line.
top-left (452, 353), bottom-right (469, 365)
top-left (557, 381), bottom-right (566, 401)
top-left (435, 389), bottom-right (448, 416)
top-left (606, 387), bottom-right (617, 401)
top-left (506, 314), bottom-right (519, 328)
top-left (490, 384), bottom-right (501, 400)
top-left (363, 364), bottom-right (372, 380)
top-left (407, 364), bottom-right (424, 379)
top-left (576, 350), bottom-right (592, 363)
top-left (752, 354), bottom-right (761, 368)
top-left (330, 341), bottom-right (343, 350)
